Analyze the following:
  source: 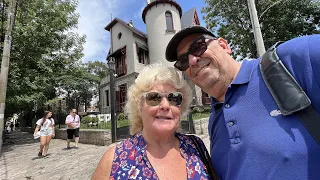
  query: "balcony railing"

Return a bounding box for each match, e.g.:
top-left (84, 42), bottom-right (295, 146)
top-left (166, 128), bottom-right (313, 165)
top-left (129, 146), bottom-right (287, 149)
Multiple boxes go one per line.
top-left (116, 65), bottom-right (127, 76)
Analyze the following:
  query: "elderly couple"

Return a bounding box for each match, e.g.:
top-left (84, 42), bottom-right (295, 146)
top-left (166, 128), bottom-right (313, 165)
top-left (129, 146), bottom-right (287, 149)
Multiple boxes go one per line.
top-left (92, 26), bottom-right (320, 180)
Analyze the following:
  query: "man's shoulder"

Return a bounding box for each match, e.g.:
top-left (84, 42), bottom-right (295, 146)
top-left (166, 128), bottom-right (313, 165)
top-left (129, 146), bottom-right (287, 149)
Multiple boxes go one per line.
top-left (277, 35), bottom-right (320, 55)
top-left (276, 35), bottom-right (320, 78)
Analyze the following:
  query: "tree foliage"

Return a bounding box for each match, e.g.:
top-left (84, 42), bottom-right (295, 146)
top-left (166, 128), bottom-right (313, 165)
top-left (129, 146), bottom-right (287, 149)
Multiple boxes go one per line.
top-left (202, 0), bottom-right (320, 58)
top-left (2, 0), bottom-right (85, 118)
top-left (0, 0), bottom-right (110, 123)
top-left (57, 61), bottom-right (108, 113)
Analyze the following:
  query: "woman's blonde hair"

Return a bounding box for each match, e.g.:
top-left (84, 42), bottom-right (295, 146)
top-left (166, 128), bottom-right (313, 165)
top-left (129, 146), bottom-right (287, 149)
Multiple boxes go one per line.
top-left (124, 63), bottom-right (192, 135)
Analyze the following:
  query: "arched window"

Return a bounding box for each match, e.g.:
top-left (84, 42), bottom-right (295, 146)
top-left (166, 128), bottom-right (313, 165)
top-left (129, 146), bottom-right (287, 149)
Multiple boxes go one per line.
top-left (165, 11), bottom-right (174, 31)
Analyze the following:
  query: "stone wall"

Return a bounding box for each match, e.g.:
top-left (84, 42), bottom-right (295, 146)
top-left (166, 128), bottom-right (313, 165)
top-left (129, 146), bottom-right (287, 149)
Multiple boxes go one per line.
top-left (54, 129), bottom-right (112, 146)
top-left (194, 118), bottom-right (209, 135)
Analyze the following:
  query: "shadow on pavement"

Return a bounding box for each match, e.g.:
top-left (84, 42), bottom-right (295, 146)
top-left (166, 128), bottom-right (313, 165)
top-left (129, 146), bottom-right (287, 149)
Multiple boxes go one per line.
top-left (31, 153), bottom-right (52, 160)
top-left (2, 131), bottom-right (39, 153)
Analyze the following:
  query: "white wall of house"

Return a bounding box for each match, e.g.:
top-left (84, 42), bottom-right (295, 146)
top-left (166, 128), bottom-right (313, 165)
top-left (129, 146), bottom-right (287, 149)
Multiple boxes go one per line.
top-left (133, 35), bottom-right (149, 73)
top-left (110, 23), bottom-right (135, 75)
top-left (110, 23), bottom-right (131, 52)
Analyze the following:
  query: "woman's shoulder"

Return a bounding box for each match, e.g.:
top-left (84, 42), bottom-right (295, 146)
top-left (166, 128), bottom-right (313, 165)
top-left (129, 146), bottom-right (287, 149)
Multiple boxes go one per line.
top-left (116, 133), bottom-right (142, 151)
top-left (104, 145), bottom-right (117, 159)
top-left (92, 145), bottom-right (116, 179)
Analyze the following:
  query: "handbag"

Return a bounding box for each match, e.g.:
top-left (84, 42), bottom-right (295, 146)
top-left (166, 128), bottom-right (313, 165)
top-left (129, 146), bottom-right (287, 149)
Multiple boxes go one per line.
top-left (34, 131), bottom-right (41, 139)
top-left (189, 135), bottom-right (220, 180)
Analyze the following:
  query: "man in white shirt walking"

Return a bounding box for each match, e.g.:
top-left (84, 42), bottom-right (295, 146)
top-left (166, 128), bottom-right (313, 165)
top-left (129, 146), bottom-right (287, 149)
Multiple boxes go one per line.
top-left (65, 109), bottom-right (81, 149)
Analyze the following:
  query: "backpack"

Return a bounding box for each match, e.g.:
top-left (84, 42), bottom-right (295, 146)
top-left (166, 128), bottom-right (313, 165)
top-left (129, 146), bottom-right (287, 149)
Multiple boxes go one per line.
top-left (259, 42), bottom-right (320, 145)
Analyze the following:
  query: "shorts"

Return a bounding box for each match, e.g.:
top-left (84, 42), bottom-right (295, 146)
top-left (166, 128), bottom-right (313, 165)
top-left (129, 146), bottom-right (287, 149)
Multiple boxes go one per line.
top-left (67, 128), bottom-right (80, 139)
top-left (40, 128), bottom-right (53, 136)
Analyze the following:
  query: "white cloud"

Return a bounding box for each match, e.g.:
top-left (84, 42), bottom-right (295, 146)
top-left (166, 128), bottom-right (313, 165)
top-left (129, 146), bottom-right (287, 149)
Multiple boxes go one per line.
top-left (75, 0), bottom-right (128, 63)
top-left (75, 0), bottom-right (147, 63)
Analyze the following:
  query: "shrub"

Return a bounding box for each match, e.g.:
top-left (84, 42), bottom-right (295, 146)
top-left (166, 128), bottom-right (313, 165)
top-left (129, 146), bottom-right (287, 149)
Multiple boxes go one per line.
top-left (81, 116), bottom-right (99, 124)
top-left (117, 112), bottom-right (127, 121)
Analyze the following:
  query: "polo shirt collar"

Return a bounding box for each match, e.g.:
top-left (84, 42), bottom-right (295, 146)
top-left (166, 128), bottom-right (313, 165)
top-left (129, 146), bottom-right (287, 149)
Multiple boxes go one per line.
top-left (231, 59), bottom-right (256, 85)
top-left (211, 59), bottom-right (256, 107)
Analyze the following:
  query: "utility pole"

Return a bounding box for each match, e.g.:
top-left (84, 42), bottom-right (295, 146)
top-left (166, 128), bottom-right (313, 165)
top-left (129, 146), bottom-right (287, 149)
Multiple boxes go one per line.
top-left (247, 0), bottom-right (266, 57)
top-left (0, 0), bottom-right (17, 153)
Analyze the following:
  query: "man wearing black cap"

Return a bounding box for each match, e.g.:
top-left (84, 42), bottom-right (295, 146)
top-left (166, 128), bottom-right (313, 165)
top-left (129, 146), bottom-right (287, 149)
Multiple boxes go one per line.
top-left (166, 25), bottom-right (320, 180)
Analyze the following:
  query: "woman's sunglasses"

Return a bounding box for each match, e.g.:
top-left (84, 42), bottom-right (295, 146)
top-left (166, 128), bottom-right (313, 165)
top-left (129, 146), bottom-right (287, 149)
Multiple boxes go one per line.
top-left (174, 34), bottom-right (217, 71)
top-left (142, 92), bottom-right (183, 106)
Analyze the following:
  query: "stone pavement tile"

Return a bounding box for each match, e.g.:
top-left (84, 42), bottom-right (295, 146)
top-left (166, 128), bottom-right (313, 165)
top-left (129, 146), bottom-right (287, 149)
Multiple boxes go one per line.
top-left (0, 131), bottom-right (114, 180)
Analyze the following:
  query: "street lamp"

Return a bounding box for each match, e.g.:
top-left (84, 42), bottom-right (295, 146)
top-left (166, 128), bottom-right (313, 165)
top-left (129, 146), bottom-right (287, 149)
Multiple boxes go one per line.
top-left (188, 97), bottom-right (196, 134)
top-left (108, 57), bottom-right (117, 143)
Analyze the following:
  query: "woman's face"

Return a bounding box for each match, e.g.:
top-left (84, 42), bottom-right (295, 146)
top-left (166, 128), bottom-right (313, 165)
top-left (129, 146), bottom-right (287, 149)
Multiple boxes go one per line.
top-left (47, 112), bottom-right (52, 118)
top-left (140, 83), bottom-right (182, 135)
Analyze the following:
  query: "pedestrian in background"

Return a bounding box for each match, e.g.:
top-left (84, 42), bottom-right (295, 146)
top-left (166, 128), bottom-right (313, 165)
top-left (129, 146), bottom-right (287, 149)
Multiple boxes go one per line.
top-left (9, 122), bottom-right (14, 132)
top-left (33, 110), bottom-right (55, 157)
top-left (65, 109), bottom-right (81, 149)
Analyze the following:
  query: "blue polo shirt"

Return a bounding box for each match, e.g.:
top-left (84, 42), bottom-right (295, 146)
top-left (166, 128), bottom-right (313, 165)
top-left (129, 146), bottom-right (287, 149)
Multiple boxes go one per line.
top-left (209, 35), bottom-right (320, 180)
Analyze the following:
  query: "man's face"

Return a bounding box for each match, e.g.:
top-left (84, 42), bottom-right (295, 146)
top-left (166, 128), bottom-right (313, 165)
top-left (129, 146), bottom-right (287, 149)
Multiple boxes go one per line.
top-left (176, 33), bottom-right (232, 97)
top-left (71, 110), bottom-right (77, 116)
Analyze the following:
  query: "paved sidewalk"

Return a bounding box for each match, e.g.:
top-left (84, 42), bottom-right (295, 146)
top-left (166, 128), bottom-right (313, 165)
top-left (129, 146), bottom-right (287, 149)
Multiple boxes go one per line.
top-left (0, 131), bottom-right (112, 180)
top-left (0, 131), bottom-right (210, 180)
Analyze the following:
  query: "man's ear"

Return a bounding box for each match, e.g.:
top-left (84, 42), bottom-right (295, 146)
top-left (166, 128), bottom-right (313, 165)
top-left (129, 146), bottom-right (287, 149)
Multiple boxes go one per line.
top-left (217, 38), bottom-right (232, 54)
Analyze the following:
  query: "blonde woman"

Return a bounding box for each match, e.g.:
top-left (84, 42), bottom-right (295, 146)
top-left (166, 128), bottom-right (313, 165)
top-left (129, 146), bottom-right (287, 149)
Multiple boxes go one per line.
top-left (92, 64), bottom-right (214, 179)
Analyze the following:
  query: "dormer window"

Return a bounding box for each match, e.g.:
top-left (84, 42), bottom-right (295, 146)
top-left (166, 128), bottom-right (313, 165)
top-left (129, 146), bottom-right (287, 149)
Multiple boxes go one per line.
top-left (136, 42), bottom-right (149, 65)
top-left (165, 11), bottom-right (174, 32)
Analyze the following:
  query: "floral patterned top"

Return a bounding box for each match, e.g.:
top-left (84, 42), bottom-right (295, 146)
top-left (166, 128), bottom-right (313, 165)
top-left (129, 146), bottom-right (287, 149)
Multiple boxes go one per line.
top-left (110, 132), bottom-right (210, 180)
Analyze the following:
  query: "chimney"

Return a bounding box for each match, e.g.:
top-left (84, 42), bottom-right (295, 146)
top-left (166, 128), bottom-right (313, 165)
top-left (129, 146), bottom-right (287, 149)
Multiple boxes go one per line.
top-left (128, 20), bottom-right (134, 27)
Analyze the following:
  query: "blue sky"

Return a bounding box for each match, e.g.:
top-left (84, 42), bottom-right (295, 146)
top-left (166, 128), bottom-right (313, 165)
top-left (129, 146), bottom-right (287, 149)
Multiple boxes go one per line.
top-left (75, 0), bottom-right (207, 63)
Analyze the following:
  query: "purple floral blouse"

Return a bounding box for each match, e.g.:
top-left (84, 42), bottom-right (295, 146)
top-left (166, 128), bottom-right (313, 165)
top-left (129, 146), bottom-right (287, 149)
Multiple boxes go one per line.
top-left (109, 132), bottom-right (210, 180)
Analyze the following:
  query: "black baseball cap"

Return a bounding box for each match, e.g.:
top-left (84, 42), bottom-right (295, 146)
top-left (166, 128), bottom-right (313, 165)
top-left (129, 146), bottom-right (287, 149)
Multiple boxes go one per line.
top-left (166, 25), bottom-right (216, 62)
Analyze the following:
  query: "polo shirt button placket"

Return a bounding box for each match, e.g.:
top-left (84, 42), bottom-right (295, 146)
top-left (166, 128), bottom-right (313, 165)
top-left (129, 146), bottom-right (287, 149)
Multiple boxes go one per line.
top-left (228, 121), bottom-right (235, 127)
top-left (225, 104), bottom-right (230, 108)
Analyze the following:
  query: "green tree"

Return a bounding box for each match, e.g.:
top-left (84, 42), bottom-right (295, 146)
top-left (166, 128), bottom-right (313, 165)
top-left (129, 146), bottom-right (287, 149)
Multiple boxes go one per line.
top-left (57, 61), bottom-right (108, 112)
top-left (202, 0), bottom-right (320, 58)
top-left (86, 61), bottom-right (109, 80)
top-left (3, 0), bottom-right (85, 118)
